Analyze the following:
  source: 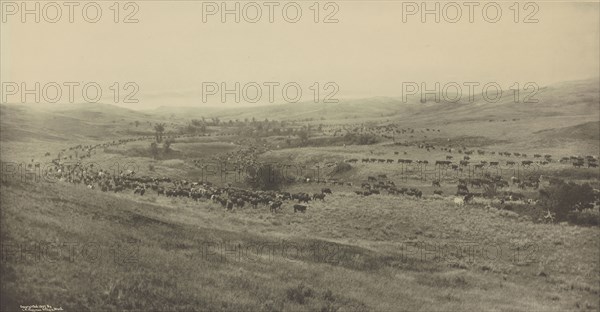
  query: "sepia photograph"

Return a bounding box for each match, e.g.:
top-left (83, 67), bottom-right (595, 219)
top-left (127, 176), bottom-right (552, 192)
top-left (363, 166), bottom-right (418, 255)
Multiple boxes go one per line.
top-left (0, 1), bottom-right (599, 311)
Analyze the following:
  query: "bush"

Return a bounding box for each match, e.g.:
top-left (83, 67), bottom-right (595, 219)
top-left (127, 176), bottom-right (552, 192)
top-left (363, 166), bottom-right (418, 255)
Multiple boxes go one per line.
top-left (567, 209), bottom-right (599, 226)
top-left (343, 133), bottom-right (380, 145)
top-left (537, 181), bottom-right (597, 224)
top-left (286, 283), bottom-right (314, 305)
top-left (331, 162), bottom-right (352, 175)
top-left (245, 163), bottom-right (288, 190)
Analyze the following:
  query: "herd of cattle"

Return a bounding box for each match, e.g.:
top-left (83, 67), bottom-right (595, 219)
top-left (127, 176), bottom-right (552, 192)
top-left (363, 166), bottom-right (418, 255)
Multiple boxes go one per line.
top-left (13, 121), bottom-right (597, 216)
top-left (41, 158), bottom-right (337, 213)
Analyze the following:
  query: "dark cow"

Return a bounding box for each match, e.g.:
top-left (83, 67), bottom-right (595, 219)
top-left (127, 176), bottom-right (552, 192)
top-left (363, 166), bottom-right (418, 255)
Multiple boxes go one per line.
top-left (313, 193), bottom-right (326, 201)
top-left (293, 204), bottom-right (307, 213)
top-left (270, 201), bottom-right (282, 213)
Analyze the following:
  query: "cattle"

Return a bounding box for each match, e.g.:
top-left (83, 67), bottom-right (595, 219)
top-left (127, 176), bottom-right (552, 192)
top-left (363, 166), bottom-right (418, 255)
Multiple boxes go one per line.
top-left (368, 176), bottom-right (377, 182)
top-left (293, 204), bottom-right (307, 213)
top-left (433, 190), bottom-right (443, 196)
top-left (321, 188), bottom-right (332, 194)
top-left (406, 189), bottom-right (422, 198)
top-left (270, 201), bottom-right (282, 213)
top-left (313, 193), bottom-right (326, 201)
top-left (453, 197), bottom-right (465, 206)
top-left (432, 180), bottom-right (441, 187)
top-left (294, 193), bottom-right (311, 203)
top-left (457, 184), bottom-right (469, 196)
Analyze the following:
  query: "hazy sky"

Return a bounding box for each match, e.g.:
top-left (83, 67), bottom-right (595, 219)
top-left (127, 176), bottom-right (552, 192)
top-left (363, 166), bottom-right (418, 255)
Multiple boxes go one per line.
top-left (1, 1), bottom-right (599, 109)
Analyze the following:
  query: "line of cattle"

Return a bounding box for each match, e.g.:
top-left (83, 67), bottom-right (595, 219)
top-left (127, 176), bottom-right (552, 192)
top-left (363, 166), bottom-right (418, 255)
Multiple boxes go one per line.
top-left (346, 154), bottom-right (598, 169)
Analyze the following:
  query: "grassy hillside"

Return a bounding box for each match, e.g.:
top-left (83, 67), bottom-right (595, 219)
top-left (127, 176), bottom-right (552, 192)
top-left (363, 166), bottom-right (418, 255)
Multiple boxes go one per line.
top-left (1, 179), bottom-right (598, 311)
top-left (0, 103), bottom-right (161, 142)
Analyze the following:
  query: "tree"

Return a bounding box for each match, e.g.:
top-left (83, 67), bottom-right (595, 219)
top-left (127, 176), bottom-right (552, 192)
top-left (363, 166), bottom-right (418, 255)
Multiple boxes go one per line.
top-left (154, 123), bottom-right (166, 142)
top-left (149, 142), bottom-right (159, 159)
top-left (297, 130), bottom-right (309, 145)
top-left (134, 120), bottom-right (140, 127)
top-left (163, 139), bottom-right (173, 154)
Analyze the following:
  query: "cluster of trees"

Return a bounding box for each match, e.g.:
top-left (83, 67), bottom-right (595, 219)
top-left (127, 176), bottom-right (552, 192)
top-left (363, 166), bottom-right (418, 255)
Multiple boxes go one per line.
top-left (342, 133), bottom-right (380, 145)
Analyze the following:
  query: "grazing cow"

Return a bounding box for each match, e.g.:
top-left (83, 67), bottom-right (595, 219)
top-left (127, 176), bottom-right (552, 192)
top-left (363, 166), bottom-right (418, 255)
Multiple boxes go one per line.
top-left (432, 180), bottom-right (441, 187)
top-left (313, 193), bottom-right (326, 201)
top-left (321, 188), bottom-right (332, 194)
top-left (293, 204), bottom-right (307, 213)
top-left (270, 201), bottom-right (282, 213)
top-left (433, 190), bottom-right (443, 196)
top-left (368, 176), bottom-right (377, 182)
top-left (457, 184), bottom-right (469, 195)
top-left (453, 197), bottom-right (465, 206)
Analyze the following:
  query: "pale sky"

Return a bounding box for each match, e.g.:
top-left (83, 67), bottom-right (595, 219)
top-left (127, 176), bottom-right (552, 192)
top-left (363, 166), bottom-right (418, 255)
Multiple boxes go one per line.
top-left (1, 1), bottom-right (599, 109)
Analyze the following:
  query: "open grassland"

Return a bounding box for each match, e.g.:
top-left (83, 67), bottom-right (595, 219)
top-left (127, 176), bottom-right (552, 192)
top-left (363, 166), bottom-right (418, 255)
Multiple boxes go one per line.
top-left (1, 179), bottom-right (598, 311)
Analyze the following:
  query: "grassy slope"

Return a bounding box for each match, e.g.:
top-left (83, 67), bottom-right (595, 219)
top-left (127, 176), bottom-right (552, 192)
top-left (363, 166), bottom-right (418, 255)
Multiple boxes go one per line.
top-left (1, 179), bottom-right (598, 311)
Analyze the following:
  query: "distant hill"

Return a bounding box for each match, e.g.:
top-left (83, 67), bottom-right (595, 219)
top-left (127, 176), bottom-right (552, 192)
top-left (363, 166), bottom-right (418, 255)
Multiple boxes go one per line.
top-left (534, 121), bottom-right (600, 142)
top-left (1, 78), bottom-right (598, 147)
top-left (149, 78), bottom-right (599, 124)
top-left (0, 103), bottom-right (160, 142)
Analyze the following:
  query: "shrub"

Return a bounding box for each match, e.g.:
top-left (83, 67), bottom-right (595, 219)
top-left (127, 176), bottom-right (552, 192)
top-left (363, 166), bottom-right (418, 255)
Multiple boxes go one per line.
top-left (286, 283), bottom-right (314, 305)
top-left (567, 209), bottom-right (599, 226)
top-left (343, 133), bottom-right (380, 145)
top-left (537, 181), bottom-right (597, 224)
top-left (245, 163), bottom-right (288, 190)
top-left (331, 162), bottom-right (352, 175)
